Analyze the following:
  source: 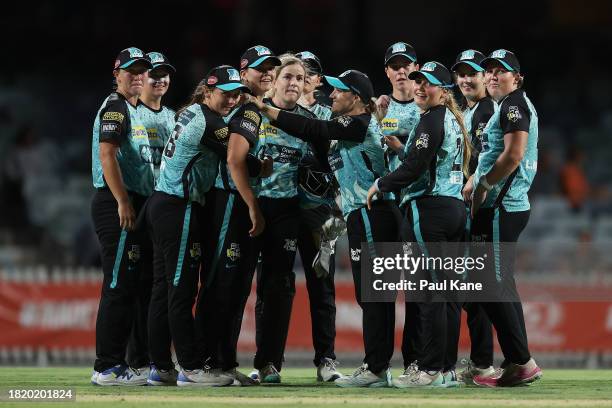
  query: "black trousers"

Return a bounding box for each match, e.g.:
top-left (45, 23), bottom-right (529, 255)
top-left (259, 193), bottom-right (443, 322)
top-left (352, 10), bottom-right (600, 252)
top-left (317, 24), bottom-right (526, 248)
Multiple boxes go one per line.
top-left (146, 191), bottom-right (203, 370)
top-left (297, 205), bottom-right (337, 366)
top-left (252, 196), bottom-right (300, 370)
top-left (195, 188), bottom-right (259, 371)
top-left (403, 196), bottom-right (466, 372)
top-left (91, 189), bottom-right (152, 372)
top-left (346, 201), bottom-right (401, 374)
top-left (470, 206), bottom-right (531, 365)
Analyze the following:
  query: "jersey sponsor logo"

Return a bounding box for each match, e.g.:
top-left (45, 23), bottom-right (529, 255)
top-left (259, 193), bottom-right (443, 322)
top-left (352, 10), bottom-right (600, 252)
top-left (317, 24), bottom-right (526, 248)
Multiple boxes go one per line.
top-left (491, 49), bottom-right (507, 59)
top-left (240, 119), bottom-right (257, 135)
top-left (214, 127), bottom-right (229, 140)
top-left (102, 123), bottom-right (119, 133)
top-left (507, 106), bottom-right (522, 123)
top-left (382, 118), bottom-right (399, 132)
top-left (243, 110), bottom-right (260, 124)
top-left (269, 144), bottom-right (302, 164)
top-left (422, 62), bottom-right (437, 72)
top-left (460, 50), bottom-right (476, 60)
top-left (146, 128), bottom-right (160, 140)
top-left (415, 133), bottom-right (429, 149)
top-left (226, 243), bottom-right (241, 261)
top-left (283, 238), bottom-right (297, 252)
top-left (260, 123), bottom-right (278, 137)
top-left (328, 150), bottom-right (344, 171)
top-left (391, 42), bottom-right (407, 53)
top-left (132, 125), bottom-right (148, 139)
top-left (127, 47), bottom-right (144, 58)
top-left (254, 45), bottom-right (272, 56)
top-left (207, 76), bottom-right (218, 85)
top-left (336, 115), bottom-right (352, 127)
top-left (103, 111), bottom-right (125, 122)
top-left (227, 68), bottom-right (240, 81)
top-left (350, 248), bottom-right (361, 262)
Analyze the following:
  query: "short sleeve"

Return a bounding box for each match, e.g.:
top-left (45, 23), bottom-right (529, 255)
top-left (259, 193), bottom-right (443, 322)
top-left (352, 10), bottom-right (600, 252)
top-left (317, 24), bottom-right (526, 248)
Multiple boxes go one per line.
top-left (228, 102), bottom-right (262, 147)
top-left (99, 98), bottom-right (129, 144)
top-left (499, 94), bottom-right (530, 134)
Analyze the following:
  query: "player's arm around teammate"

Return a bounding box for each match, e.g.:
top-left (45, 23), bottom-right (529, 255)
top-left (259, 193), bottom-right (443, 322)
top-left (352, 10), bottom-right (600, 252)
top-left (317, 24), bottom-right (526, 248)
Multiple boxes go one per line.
top-left (251, 69), bottom-right (401, 388)
top-left (90, 47), bottom-right (155, 386)
top-left (368, 61), bottom-right (471, 388)
top-left (466, 49), bottom-right (542, 387)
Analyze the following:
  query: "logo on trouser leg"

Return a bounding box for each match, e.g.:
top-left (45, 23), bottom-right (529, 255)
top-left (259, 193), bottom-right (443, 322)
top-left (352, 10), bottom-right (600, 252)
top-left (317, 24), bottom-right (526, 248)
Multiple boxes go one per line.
top-left (190, 243), bottom-right (202, 260)
top-left (226, 243), bottom-right (241, 262)
top-left (350, 248), bottom-right (361, 262)
top-left (284, 238), bottom-right (297, 252)
top-left (127, 245), bottom-right (140, 271)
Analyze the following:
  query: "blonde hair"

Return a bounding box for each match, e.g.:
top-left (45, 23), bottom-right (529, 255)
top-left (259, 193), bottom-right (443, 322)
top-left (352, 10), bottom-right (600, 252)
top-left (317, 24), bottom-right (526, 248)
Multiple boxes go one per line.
top-left (176, 81), bottom-right (215, 118)
top-left (266, 53), bottom-right (306, 99)
top-left (442, 88), bottom-right (472, 178)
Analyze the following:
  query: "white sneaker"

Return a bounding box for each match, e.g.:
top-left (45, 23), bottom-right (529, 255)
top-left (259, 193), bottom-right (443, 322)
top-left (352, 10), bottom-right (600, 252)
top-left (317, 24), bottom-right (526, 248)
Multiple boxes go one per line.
top-left (95, 365), bottom-right (148, 386)
top-left (393, 366), bottom-right (444, 388)
top-left (334, 364), bottom-right (391, 388)
top-left (176, 366), bottom-right (233, 387)
top-left (223, 368), bottom-right (259, 386)
top-left (90, 371), bottom-right (99, 385)
top-left (317, 358), bottom-right (342, 382)
top-left (457, 359), bottom-right (496, 385)
top-left (148, 365), bottom-right (178, 386)
top-left (248, 369), bottom-right (261, 384)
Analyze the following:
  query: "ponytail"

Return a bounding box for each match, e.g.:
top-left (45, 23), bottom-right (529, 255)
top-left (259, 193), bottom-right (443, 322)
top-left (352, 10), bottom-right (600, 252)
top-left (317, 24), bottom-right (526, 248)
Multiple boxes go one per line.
top-left (366, 97), bottom-right (384, 127)
top-left (442, 89), bottom-right (472, 178)
top-left (176, 81), bottom-right (210, 119)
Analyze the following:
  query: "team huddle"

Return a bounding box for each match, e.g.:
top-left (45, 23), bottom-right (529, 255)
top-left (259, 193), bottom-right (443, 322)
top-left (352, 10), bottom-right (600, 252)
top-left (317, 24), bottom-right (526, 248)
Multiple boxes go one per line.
top-left (89, 41), bottom-right (541, 389)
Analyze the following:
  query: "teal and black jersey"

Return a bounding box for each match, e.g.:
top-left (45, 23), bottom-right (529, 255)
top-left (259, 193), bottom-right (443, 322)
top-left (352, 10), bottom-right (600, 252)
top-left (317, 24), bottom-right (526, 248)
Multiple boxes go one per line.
top-left (474, 89), bottom-right (538, 212)
top-left (463, 96), bottom-right (495, 175)
top-left (378, 105), bottom-right (465, 204)
top-left (92, 92), bottom-right (154, 197)
top-left (137, 101), bottom-right (175, 184)
top-left (257, 99), bottom-right (312, 199)
top-left (380, 96), bottom-right (420, 172)
top-left (305, 101), bottom-right (332, 121)
top-left (155, 103), bottom-right (230, 205)
top-left (214, 102), bottom-right (263, 191)
top-left (273, 110), bottom-right (391, 218)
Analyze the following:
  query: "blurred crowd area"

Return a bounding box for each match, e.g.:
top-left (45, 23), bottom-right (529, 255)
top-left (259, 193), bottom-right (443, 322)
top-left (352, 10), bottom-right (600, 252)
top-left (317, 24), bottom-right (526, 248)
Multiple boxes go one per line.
top-left (1, 0), bottom-right (611, 271)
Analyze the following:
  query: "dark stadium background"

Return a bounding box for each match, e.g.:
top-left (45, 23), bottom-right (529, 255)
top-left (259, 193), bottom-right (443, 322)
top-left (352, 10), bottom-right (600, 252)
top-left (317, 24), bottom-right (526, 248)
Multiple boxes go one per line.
top-left (1, 0), bottom-right (612, 367)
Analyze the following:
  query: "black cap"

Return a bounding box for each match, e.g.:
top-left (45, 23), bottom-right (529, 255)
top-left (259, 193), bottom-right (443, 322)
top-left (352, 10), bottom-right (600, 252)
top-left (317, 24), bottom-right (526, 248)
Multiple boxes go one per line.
top-left (324, 70), bottom-right (374, 103)
top-left (481, 49), bottom-right (521, 72)
top-left (296, 51), bottom-right (322, 74)
top-left (113, 47), bottom-right (153, 70)
top-left (204, 65), bottom-right (251, 93)
top-left (384, 42), bottom-right (417, 65)
top-left (146, 52), bottom-right (176, 74)
top-left (239, 45), bottom-right (281, 70)
top-left (451, 49), bottom-right (486, 72)
top-left (408, 61), bottom-right (453, 88)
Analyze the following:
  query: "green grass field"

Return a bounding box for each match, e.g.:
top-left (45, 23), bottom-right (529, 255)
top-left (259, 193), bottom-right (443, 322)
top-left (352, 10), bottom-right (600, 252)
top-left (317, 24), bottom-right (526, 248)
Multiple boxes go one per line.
top-left (1, 368), bottom-right (612, 407)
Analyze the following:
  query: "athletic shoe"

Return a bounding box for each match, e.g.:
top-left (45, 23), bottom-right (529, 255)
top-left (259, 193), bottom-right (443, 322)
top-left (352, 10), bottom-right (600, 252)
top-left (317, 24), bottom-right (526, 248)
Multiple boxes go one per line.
top-left (334, 364), bottom-right (391, 388)
top-left (260, 363), bottom-right (281, 384)
top-left (176, 366), bottom-right (233, 387)
top-left (147, 365), bottom-right (178, 386)
top-left (95, 365), bottom-right (148, 386)
top-left (441, 369), bottom-right (460, 388)
top-left (457, 359), bottom-right (496, 385)
top-left (90, 370), bottom-right (99, 385)
top-left (248, 369), bottom-right (261, 384)
top-left (223, 368), bottom-right (259, 386)
top-left (393, 365), bottom-right (444, 388)
top-left (317, 358), bottom-right (342, 382)
top-left (479, 358), bottom-right (541, 387)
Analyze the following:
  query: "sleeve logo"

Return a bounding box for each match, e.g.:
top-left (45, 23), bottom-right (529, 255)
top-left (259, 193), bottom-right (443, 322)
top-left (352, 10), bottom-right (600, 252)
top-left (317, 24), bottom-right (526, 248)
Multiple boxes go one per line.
top-left (103, 111), bottom-right (125, 122)
top-left (214, 127), bottom-right (229, 140)
top-left (240, 119), bottom-right (257, 134)
top-left (507, 106), bottom-right (522, 123)
top-left (415, 133), bottom-right (429, 149)
top-left (244, 110), bottom-right (260, 124)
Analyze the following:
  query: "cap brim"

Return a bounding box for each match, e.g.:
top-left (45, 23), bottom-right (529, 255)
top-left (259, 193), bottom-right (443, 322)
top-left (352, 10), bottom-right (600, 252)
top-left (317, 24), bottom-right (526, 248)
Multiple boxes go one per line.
top-left (408, 71), bottom-right (442, 86)
top-left (451, 61), bottom-right (484, 72)
top-left (249, 55), bottom-right (281, 68)
top-left (385, 53), bottom-right (416, 65)
top-left (216, 83), bottom-right (252, 93)
top-left (151, 63), bottom-right (176, 73)
top-left (481, 57), bottom-right (514, 71)
top-left (323, 75), bottom-right (350, 91)
top-left (119, 58), bottom-right (153, 69)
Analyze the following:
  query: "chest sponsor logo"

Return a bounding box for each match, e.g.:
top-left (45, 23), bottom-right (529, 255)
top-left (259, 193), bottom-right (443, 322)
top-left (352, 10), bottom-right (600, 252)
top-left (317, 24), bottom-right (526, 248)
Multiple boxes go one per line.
top-left (260, 123), bottom-right (278, 137)
top-left (268, 144), bottom-right (302, 164)
top-left (103, 111), bottom-right (125, 122)
top-left (328, 150), bottom-right (344, 171)
top-left (132, 125), bottom-right (148, 139)
top-left (382, 118), bottom-right (399, 132)
top-left (147, 128), bottom-right (160, 141)
top-left (507, 106), bottom-right (522, 123)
